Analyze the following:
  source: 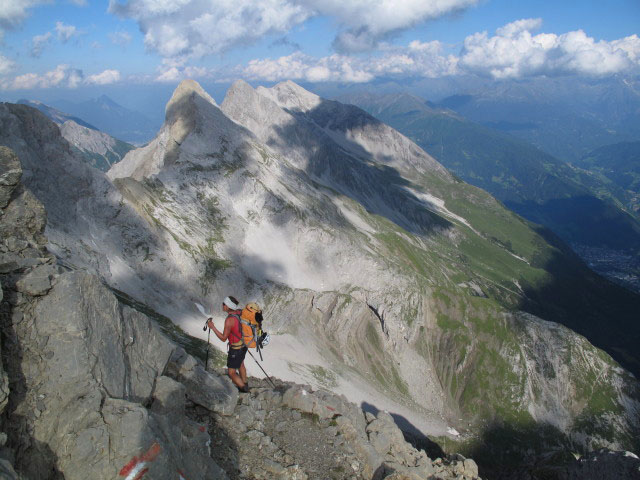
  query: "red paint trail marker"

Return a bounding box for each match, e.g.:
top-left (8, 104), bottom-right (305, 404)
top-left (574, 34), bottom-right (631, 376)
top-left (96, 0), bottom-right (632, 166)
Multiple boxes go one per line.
top-left (119, 443), bottom-right (162, 480)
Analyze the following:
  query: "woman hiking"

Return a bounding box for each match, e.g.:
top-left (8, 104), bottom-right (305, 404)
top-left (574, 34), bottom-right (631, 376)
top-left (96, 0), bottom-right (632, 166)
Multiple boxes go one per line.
top-left (207, 296), bottom-right (249, 393)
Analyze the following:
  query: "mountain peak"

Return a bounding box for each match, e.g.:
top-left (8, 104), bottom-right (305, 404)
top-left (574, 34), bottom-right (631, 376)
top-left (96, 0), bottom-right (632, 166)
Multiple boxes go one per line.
top-left (166, 79), bottom-right (217, 119)
top-left (165, 79), bottom-right (219, 145)
top-left (257, 80), bottom-right (321, 112)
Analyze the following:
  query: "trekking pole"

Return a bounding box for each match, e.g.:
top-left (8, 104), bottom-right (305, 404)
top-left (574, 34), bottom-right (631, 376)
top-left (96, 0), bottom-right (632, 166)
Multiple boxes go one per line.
top-left (203, 320), bottom-right (211, 371)
top-left (247, 349), bottom-right (277, 388)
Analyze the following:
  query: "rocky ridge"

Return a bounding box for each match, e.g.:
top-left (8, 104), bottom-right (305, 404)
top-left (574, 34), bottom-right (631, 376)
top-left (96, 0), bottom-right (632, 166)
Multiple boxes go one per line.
top-left (0, 145), bottom-right (484, 479)
top-left (15, 99), bottom-right (134, 172)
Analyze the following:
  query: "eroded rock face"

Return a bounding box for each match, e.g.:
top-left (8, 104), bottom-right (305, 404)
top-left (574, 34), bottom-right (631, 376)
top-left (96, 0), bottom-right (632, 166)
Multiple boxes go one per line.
top-left (0, 147), bottom-right (235, 479)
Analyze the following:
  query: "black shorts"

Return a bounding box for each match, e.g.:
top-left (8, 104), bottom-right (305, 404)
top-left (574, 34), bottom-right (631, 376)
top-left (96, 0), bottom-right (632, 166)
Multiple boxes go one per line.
top-left (227, 347), bottom-right (247, 369)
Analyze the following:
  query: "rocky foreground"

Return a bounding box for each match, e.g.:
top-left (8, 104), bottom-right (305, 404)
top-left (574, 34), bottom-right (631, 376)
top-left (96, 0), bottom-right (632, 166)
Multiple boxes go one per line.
top-left (1, 144), bottom-right (639, 479)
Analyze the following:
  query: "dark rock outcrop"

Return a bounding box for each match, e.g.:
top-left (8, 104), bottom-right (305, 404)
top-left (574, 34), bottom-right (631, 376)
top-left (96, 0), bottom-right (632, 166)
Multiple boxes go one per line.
top-left (566, 449), bottom-right (640, 479)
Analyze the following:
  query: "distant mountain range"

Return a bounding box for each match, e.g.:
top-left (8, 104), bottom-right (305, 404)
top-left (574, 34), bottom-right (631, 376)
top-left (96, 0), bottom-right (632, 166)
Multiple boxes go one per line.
top-left (342, 91), bottom-right (640, 291)
top-left (17, 99), bottom-right (98, 130)
top-left (17, 99), bottom-right (134, 171)
top-left (50, 94), bottom-right (160, 145)
top-left (576, 140), bottom-right (640, 211)
top-left (436, 76), bottom-right (640, 163)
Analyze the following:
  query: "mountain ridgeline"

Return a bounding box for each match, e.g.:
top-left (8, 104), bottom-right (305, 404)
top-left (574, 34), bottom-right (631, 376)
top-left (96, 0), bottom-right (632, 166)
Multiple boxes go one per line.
top-left (576, 140), bottom-right (640, 214)
top-left (17, 99), bottom-right (135, 171)
top-left (437, 76), bottom-right (640, 164)
top-left (50, 95), bottom-right (160, 145)
top-left (342, 92), bottom-right (640, 290)
top-left (1, 80), bottom-right (639, 477)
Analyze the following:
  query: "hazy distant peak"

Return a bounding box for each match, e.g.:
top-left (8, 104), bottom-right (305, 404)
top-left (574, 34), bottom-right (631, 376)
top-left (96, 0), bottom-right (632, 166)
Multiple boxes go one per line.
top-left (96, 94), bottom-right (120, 108)
top-left (16, 98), bottom-right (98, 130)
top-left (257, 80), bottom-right (321, 113)
top-left (19, 98), bottom-right (43, 106)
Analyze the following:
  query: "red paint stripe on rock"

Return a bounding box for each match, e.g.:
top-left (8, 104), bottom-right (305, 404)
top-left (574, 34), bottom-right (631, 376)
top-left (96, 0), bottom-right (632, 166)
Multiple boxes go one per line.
top-left (141, 443), bottom-right (162, 462)
top-left (132, 467), bottom-right (149, 480)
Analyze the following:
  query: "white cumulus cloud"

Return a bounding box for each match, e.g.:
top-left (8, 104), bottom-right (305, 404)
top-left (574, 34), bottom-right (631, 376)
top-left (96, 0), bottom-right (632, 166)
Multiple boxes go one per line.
top-left (109, 0), bottom-right (312, 60)
top-left (109, 30), bottom-right (132, 46)
top-left (0, 55), bottom-right (16, 75)
top-left (0, 0), bottom-right (50, 39)
top-left (86, 69), bottom-right (121, 85)
top-left (8, 64), bottom-right (83, 89)
top-left (242, 42), bottom-right (458, 83)
top-left (31, 31), bottom-right (52, 57)
top-left (55, 21), bottom-right (78, 42)
top-left (243, 52), bottom-right (374, 83)
top-left (458, 18), bottom-right (640, 78)
top-left (108, 0), bottom-right (478, 60)
top-left (318, 0), bottom-right (479, 52)
top-left (0, 64), bottom-right (120, 90)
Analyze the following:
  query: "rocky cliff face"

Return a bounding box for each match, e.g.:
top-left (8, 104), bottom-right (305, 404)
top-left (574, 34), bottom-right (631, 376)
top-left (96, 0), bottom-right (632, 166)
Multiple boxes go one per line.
top-left (15, 100), bottom-right (134, 171)
top-left (0, 146), bottom-right (486, 479)
top-left (1, 79), bottom-right (640, 476)
top-left (59, 119), bottom-right (133, 171)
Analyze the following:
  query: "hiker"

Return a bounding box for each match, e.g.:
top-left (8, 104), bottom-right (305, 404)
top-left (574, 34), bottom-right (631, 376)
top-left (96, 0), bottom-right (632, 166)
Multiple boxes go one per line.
top-left (207, 296), bottom-right (249, 393)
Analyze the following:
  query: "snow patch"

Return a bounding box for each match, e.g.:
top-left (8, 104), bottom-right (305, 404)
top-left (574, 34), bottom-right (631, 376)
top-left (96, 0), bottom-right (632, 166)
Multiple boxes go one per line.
top-left (405, 187), bottom-right (478, 233)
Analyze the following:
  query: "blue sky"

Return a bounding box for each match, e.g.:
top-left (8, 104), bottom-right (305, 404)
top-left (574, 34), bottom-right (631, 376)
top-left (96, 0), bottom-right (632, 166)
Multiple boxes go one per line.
top-left (0, 0), bottom-right (638, 103)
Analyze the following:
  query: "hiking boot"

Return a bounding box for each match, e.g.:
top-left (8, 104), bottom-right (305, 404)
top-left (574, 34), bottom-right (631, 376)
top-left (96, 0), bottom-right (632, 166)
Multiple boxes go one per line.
top-left (237, 384), bottom-right (249, 393)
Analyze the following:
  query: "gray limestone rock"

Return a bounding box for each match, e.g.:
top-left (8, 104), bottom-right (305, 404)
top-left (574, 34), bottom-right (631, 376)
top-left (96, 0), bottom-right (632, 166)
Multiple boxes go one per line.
top-left (150, 375), bottom-right (186, 416)
top-left (0, 459), bottom-right (19, 480)
top-left (166, 346), bottom-right (238, 415)
top-left (2, 269), bottom-right (229, 479)
top-left (0, 146), bottom-right (21, 209)
top-left (0, 188), bottom-right (47, 248)
top-left (15, 264), bottom-right (58, 296)
top-left (0, 280), bottom-right (7, 416)
top-left (463, 458), bottom-right (479, 478)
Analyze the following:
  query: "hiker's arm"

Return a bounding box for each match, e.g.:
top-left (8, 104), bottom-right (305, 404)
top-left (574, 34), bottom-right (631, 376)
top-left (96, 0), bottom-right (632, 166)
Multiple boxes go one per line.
top-left (208, 316), bottom-right (233, 342)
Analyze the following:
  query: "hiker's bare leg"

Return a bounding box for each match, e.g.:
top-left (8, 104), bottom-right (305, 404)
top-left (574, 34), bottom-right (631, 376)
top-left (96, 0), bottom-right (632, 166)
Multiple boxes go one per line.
top-left (228, 368), bottom-right (245, 388)
top-left (239, 362), bottom-right (247, 384)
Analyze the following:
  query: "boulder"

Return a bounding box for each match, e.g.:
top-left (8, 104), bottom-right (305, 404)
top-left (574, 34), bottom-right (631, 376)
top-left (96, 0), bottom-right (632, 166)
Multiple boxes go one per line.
top-left (166, 346), bottom-right (238, 415)
top-left (0, 188), bottom-right (47, 247)
top-left (15, 264), bottom-right (58, 296)
top-left (150, 376), bottom-right (186, 416)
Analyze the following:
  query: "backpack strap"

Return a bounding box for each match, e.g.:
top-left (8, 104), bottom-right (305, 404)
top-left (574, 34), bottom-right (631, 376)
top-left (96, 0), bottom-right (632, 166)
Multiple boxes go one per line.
top-left (229, 314), bottom-right (244, 349)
